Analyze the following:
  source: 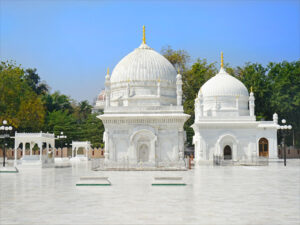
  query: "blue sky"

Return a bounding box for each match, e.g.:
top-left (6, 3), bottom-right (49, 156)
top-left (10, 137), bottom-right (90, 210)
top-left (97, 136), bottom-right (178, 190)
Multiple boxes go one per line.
top-left (1, 0), bottom-right (299, 103)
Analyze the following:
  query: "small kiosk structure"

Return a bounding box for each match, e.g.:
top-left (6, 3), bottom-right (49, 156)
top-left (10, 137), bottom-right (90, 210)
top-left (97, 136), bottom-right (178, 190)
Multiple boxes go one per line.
top-left (13, 132), bottom-right (55, 167)
top-left (71, 141), bottom-right (91, 161)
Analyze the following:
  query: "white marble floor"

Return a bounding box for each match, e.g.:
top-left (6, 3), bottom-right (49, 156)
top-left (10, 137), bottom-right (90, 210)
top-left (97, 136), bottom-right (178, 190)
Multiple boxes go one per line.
top-left (0, 160), bottom-right (299, 225)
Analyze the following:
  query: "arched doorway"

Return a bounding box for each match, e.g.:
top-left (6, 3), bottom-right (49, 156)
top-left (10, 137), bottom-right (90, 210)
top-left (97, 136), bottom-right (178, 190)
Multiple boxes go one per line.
top-left (259, 138), bottom-right (269, 157)
top-left (224, 145), bottom-right (232, 160)
top-left (130, 129), bottom-right (157, 164)
top-left (138, 144), bottom-right (149, 162)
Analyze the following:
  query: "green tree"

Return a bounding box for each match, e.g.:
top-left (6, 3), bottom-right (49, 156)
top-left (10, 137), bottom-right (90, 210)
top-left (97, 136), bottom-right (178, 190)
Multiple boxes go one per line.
top-left (161, 45), bottom-right (190, 71)
top-left (43, 91), bottom-right (73, 113)
top-left (267, 61), bottom-right (300, 146)
top-left (74, 100), bottom-right (93, 122)
top-left (46, 110), bottom-right (78, 146)
top-left (0, 61), bottom-right (45, 131)
top-left (79, 114), bottom-right (104, 147)
top-left (234, 63), bottom-right (271, 120)
top-left (23, 68), bottom-right (48, 95)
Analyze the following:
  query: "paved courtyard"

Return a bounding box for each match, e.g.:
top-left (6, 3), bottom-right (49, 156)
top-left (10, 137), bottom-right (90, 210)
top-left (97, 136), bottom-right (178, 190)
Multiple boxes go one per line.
top-left (0, 160), bottom-right (299, 225)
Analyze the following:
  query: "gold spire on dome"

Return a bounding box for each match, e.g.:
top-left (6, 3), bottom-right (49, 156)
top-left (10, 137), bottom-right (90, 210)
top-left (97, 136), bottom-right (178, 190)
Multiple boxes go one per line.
top-left (250, 86), bottom-right (253, 92)
top-left (221, 51), bottom-right (224, 68)
top-left (143, 25), bottom-right (146, 44)
top-left (178, 67), bottom-right (180, 74)
top-left (107, 67), bottom-right (109, 75)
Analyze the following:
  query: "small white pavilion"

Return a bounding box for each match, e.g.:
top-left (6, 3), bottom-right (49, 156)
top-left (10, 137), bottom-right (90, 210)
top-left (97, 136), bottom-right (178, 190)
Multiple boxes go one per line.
top-left (71, 141), bottom-right (91, 161)
top-left (13, 132), bottom-right (55, 166)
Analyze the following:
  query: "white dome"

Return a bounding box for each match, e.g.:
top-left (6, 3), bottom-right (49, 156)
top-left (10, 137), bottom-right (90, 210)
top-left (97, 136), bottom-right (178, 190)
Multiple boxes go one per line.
top-left (199, 68), bottom-right (249, 97)
top-left (110, 43), bottom-right (177, 83)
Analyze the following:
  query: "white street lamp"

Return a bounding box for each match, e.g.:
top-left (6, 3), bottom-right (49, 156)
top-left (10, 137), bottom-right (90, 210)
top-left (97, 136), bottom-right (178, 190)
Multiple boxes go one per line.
top-left (278, 119), bottom-right (292, 166)
top-left (0, 119), bottom-right (14, 167)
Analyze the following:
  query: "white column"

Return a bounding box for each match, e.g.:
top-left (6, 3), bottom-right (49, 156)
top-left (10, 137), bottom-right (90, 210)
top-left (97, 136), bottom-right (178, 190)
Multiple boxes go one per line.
top-left (104, 132), bottom-right (109, 162)
top-left (249, 91), bottom-right (255, 116)
top-left (176, 73), bottom-right (182, 106)
top-left (178, 130), bottom-right (184, 161)
top-left (51, 143), bottom-right (54, 159)
top-left (72, 146), bottom-right (74, 158)
top-left (39, 142), bottom-right (42, 160)
top-left (273, 113), bottom-right (278, 124)
top-left (22, 142), bottom-right (25, 158)
top-left (14, 143), bottom-right (18, 166)
top-left (30, 143), bottom-right (33, 156)
top-left (46, 143), bottom-right (49, 158)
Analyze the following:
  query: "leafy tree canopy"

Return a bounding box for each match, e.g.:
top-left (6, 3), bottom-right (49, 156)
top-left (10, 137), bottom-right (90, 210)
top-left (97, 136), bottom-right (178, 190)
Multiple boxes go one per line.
top-left (0, 61), bottom-right (45, 131)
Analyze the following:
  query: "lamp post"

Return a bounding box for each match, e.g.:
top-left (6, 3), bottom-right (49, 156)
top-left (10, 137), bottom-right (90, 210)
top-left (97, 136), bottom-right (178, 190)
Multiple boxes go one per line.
top-left (278, 119), bottom-right (292, 166)
top-left (56, 132), bottom-right (67, 159)
top-left (0, 120), bottom-right (13, 167)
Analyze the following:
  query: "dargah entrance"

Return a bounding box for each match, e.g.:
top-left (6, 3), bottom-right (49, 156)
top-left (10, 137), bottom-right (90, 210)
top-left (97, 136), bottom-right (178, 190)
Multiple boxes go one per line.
top-left (224, 145), bottom-right (232, 160)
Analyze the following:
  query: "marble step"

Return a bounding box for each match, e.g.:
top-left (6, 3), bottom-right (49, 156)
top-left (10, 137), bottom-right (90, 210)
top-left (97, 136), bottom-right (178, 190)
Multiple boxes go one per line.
top-left (76, 176), bottom-right (111, 186)
top-left (0, 167), bottom-right (19, 173)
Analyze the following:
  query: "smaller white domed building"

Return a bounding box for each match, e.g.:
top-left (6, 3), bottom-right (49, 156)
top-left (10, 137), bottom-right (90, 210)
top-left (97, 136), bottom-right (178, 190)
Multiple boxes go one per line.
top-left (192, 53), bottom-right (279, 165)
top-left (93, 90), bottom-right (106, 112)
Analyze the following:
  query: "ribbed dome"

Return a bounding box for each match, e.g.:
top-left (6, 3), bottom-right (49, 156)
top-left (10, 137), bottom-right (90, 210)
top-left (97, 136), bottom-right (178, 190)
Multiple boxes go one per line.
top-left (110, 43), bottom-right (177, 83)
top-left (200, 68), bottom-right (249, 97)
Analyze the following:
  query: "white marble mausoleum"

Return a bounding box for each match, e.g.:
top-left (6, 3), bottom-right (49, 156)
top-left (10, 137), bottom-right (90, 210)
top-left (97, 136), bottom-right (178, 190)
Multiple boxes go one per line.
top-left (192, 53), bottom-right (278, 165)
top-left (98, 27), bottom-right (190, 169)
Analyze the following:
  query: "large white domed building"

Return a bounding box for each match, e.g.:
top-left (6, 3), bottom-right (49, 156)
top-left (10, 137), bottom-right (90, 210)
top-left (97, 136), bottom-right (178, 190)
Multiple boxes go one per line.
top-left (192, 53), bottom-right (279, 165)
top-left (98, 27), bottom-right (190, 169)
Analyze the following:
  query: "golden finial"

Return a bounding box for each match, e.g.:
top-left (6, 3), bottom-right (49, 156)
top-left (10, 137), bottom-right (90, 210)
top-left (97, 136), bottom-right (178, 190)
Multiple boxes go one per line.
top-left (143, 25), bottom-right (146, 44)
top-left (107, 67), bottom-right (109, 75)
top-left (221, 51), bottom-right (224, 68)
top-left (177, 67), bottom-right (180, 74)
top-left (250, 86), bottom-right (253, 92)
